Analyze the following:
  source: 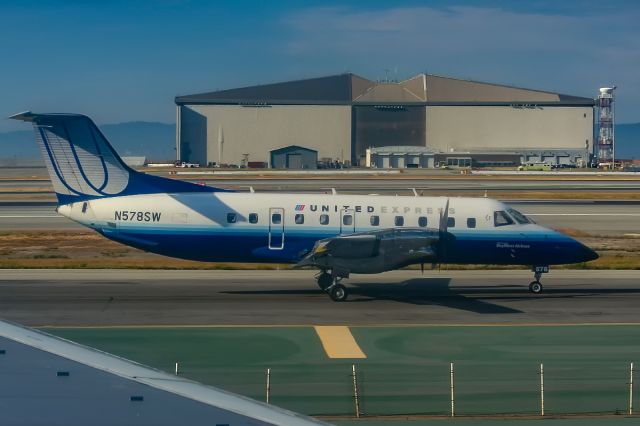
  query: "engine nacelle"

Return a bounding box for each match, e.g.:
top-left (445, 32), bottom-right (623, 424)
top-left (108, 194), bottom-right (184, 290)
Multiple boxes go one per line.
top-left (295, 228), bottom-right (442, 276)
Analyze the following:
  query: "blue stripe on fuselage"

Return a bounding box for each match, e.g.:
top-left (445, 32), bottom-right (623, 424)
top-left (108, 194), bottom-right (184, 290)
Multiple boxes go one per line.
top-left (95, 223), bottom-right (585, 266)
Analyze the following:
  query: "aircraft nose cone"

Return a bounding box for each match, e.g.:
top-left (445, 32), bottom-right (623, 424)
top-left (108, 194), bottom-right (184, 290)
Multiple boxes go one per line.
top-left (581, 245), bottom-right (599, 262)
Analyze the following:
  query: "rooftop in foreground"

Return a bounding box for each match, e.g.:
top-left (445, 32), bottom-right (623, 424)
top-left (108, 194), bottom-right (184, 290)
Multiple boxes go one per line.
top-left (0, 320), bottom-right (329, 425)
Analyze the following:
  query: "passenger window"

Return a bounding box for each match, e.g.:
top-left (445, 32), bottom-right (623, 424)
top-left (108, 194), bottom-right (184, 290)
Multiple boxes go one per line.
top-left (447, 217), bottom-right (456, 228)
top-left (295, 214), bottom-right (304, 224)
top-left (395, 216), bottom-right (404, 226)
top-left (227, 213), bottom-right (237, 223)
top-left (418, 216), bottom-right (428, 227)
top-left (494, 210), bottom-right (514, 227)
top-left (271, 213), bottom-right (282, 224)
top-left (249, 213), bottom-right (258, 224)
top-left (342, 214), bottom-right (353, 226)
top-left (467, 218), bottom-right (476, 228)
top-left (320, 214), bottom-right (329, 225)
top-left (370, 215), bottom-right (380, 226)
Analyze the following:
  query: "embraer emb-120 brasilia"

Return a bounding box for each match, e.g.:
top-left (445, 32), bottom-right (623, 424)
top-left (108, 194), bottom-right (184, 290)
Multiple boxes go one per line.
top-left (12, 112), bottom-right (599, 301)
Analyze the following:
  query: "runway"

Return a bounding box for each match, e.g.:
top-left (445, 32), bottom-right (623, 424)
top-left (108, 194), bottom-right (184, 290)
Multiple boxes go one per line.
top-left (1, 200), bottom-right (638, 233)
top-left (185, 177), bottom-right (640, 192)
top-left (3, 176), bottom-right (640, 193)
top-left (2, 269), bottom-right (639, 327)
top-left (0, 202), bottom-right (78, 230)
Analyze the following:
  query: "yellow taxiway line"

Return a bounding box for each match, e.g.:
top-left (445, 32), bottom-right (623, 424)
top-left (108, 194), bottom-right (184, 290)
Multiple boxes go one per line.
top-left (313, 326), bottom-right (366, 359)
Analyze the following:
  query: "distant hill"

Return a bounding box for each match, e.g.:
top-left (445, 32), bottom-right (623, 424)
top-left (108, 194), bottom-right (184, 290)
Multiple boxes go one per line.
top-left (0, 121), bottom-right (176, 164)
top-left (101, 122), bottom-right (176, 161)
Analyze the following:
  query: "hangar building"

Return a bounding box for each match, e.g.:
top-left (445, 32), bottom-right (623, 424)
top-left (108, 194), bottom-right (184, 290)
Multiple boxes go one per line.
top-left (175, 74), bottom-right (595, 168)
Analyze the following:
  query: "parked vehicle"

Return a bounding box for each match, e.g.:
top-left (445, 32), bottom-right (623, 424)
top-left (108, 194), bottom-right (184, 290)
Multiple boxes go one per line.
top-left (174, 161), bottom-right (200, 168)
top-left (518, 162), bottom-right (552, 171)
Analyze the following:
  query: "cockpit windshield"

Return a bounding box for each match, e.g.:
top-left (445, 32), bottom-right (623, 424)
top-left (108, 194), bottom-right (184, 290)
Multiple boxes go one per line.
top-left (507, 208), bottom-right (533, 224)
top-left (494, 210), bottom-right (514, 227)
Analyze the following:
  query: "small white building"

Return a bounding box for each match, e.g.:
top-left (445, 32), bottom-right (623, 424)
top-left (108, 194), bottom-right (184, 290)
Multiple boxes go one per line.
top-left (367, 146), bottom-right (436, 168)
top-left (121, 156), bottom-right (146, 167)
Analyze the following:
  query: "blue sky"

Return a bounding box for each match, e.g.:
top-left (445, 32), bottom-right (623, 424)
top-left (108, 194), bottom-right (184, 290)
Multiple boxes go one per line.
top-left (1, 0), bottom-right (639, 132)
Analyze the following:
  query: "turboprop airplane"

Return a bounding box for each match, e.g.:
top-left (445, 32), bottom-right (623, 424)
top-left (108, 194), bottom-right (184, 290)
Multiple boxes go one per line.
top-left (11, 112), bottom-right (599, 301)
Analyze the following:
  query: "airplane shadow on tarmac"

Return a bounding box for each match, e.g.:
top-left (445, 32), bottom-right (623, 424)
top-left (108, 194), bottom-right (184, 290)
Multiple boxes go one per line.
top-left (348, 278), bottom-right (640, 311)
top-left (222, 278), bottom-right (523, 314)
top-left (221, 277), bottom-right (640, 314)
top-left (347, 278), bottom-right (523, 313)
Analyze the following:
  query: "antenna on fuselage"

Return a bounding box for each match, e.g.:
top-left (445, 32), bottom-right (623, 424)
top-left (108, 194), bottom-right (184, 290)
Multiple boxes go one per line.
top-left (320, 188), bottom-right (337, 195)
top-left (410, 188), bottom-right (418, 197)
top-left (240, 186), bottom-right (255, 193)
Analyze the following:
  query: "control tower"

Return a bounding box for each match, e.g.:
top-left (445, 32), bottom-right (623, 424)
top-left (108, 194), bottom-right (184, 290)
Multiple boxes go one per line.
top-left (597, 87), bottom-right (616, 166)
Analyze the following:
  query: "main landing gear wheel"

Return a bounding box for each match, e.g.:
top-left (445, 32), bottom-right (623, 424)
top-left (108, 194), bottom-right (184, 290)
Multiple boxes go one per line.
top-left (329, 283), bottom-right (348, 302)
top-left (317, 273), bottom-right (333, 290)
top-left (529, 281), bottom-right (543, 294)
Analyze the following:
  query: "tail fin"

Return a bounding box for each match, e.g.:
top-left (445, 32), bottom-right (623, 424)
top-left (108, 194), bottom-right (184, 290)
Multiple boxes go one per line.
top-left (10, 112), bottom-right (225, 204)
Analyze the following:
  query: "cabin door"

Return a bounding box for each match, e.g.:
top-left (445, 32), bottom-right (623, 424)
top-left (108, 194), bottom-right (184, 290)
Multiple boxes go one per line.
top-left (268, 207), bottom-right (285, 250)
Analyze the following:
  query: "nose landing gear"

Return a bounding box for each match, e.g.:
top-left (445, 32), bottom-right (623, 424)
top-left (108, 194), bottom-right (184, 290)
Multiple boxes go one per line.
top-left (529, 279), bottom-right (543, 294)
top-left (529, 266), bottom-right (549, 294)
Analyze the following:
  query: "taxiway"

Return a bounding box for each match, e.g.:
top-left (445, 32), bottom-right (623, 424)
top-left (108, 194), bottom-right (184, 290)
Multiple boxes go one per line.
top-left (2, 269), bottom-right (639, 327)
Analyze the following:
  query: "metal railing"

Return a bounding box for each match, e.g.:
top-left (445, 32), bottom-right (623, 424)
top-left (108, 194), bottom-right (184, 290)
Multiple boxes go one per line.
top-left (171, 361), bottom-right (637, 418)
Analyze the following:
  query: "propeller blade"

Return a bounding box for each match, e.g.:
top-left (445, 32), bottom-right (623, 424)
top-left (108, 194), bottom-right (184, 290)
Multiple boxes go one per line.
top-left (437, 198), bottom-right (450, 266)
top-left (439, 198), bottom-right (450, 233)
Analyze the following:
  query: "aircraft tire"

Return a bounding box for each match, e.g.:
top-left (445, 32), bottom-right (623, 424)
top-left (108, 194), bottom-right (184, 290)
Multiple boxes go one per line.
top-left (529, 281), bottom-right (543, 294)
top-left (329, 284), bottom-right (348, 302)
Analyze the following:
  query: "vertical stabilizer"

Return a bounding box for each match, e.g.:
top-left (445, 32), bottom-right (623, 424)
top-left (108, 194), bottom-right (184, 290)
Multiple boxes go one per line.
top-left (10, 112), bottom-right (225, 204)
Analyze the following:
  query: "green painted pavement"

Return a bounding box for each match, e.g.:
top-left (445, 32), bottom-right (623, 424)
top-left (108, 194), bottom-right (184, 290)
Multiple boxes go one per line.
top-left (44, 325), bottom-right (640, 418)
top-left (350, 326), bottom-right (640, 416)
top-left (333, 418), bottom-right (640, 425)
top-left (46, 327), bottom-right (356, 415)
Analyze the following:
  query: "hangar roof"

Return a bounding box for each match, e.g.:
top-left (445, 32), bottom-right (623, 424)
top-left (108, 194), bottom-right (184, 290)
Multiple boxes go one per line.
top-left (176, 73), bottom-right (594, 106)
top-left (176, 74), bottom-right (354, 105)
top-left (270, 145), bottom-right (318, 154)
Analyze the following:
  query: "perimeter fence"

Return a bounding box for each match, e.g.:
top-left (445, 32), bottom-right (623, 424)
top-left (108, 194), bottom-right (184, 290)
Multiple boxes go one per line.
top-left (176, 361), bottom-right (637, 417)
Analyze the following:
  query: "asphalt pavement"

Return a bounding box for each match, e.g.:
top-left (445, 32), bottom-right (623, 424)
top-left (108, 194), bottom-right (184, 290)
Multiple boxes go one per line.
top-left (2, 269), bottom-right (639, 326)
top-left (3, 176), bottom-right (640, 193)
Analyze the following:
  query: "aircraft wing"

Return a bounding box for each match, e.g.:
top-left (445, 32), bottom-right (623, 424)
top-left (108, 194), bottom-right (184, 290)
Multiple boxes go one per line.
top-left (0, 320), bottom-right (331, 426)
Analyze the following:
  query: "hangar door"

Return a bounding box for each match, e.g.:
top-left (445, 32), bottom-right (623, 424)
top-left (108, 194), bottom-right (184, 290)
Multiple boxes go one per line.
top-left (286, 154), bottom-right (302, 169)
top-left (353, 106), bottom-right (426, 165)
